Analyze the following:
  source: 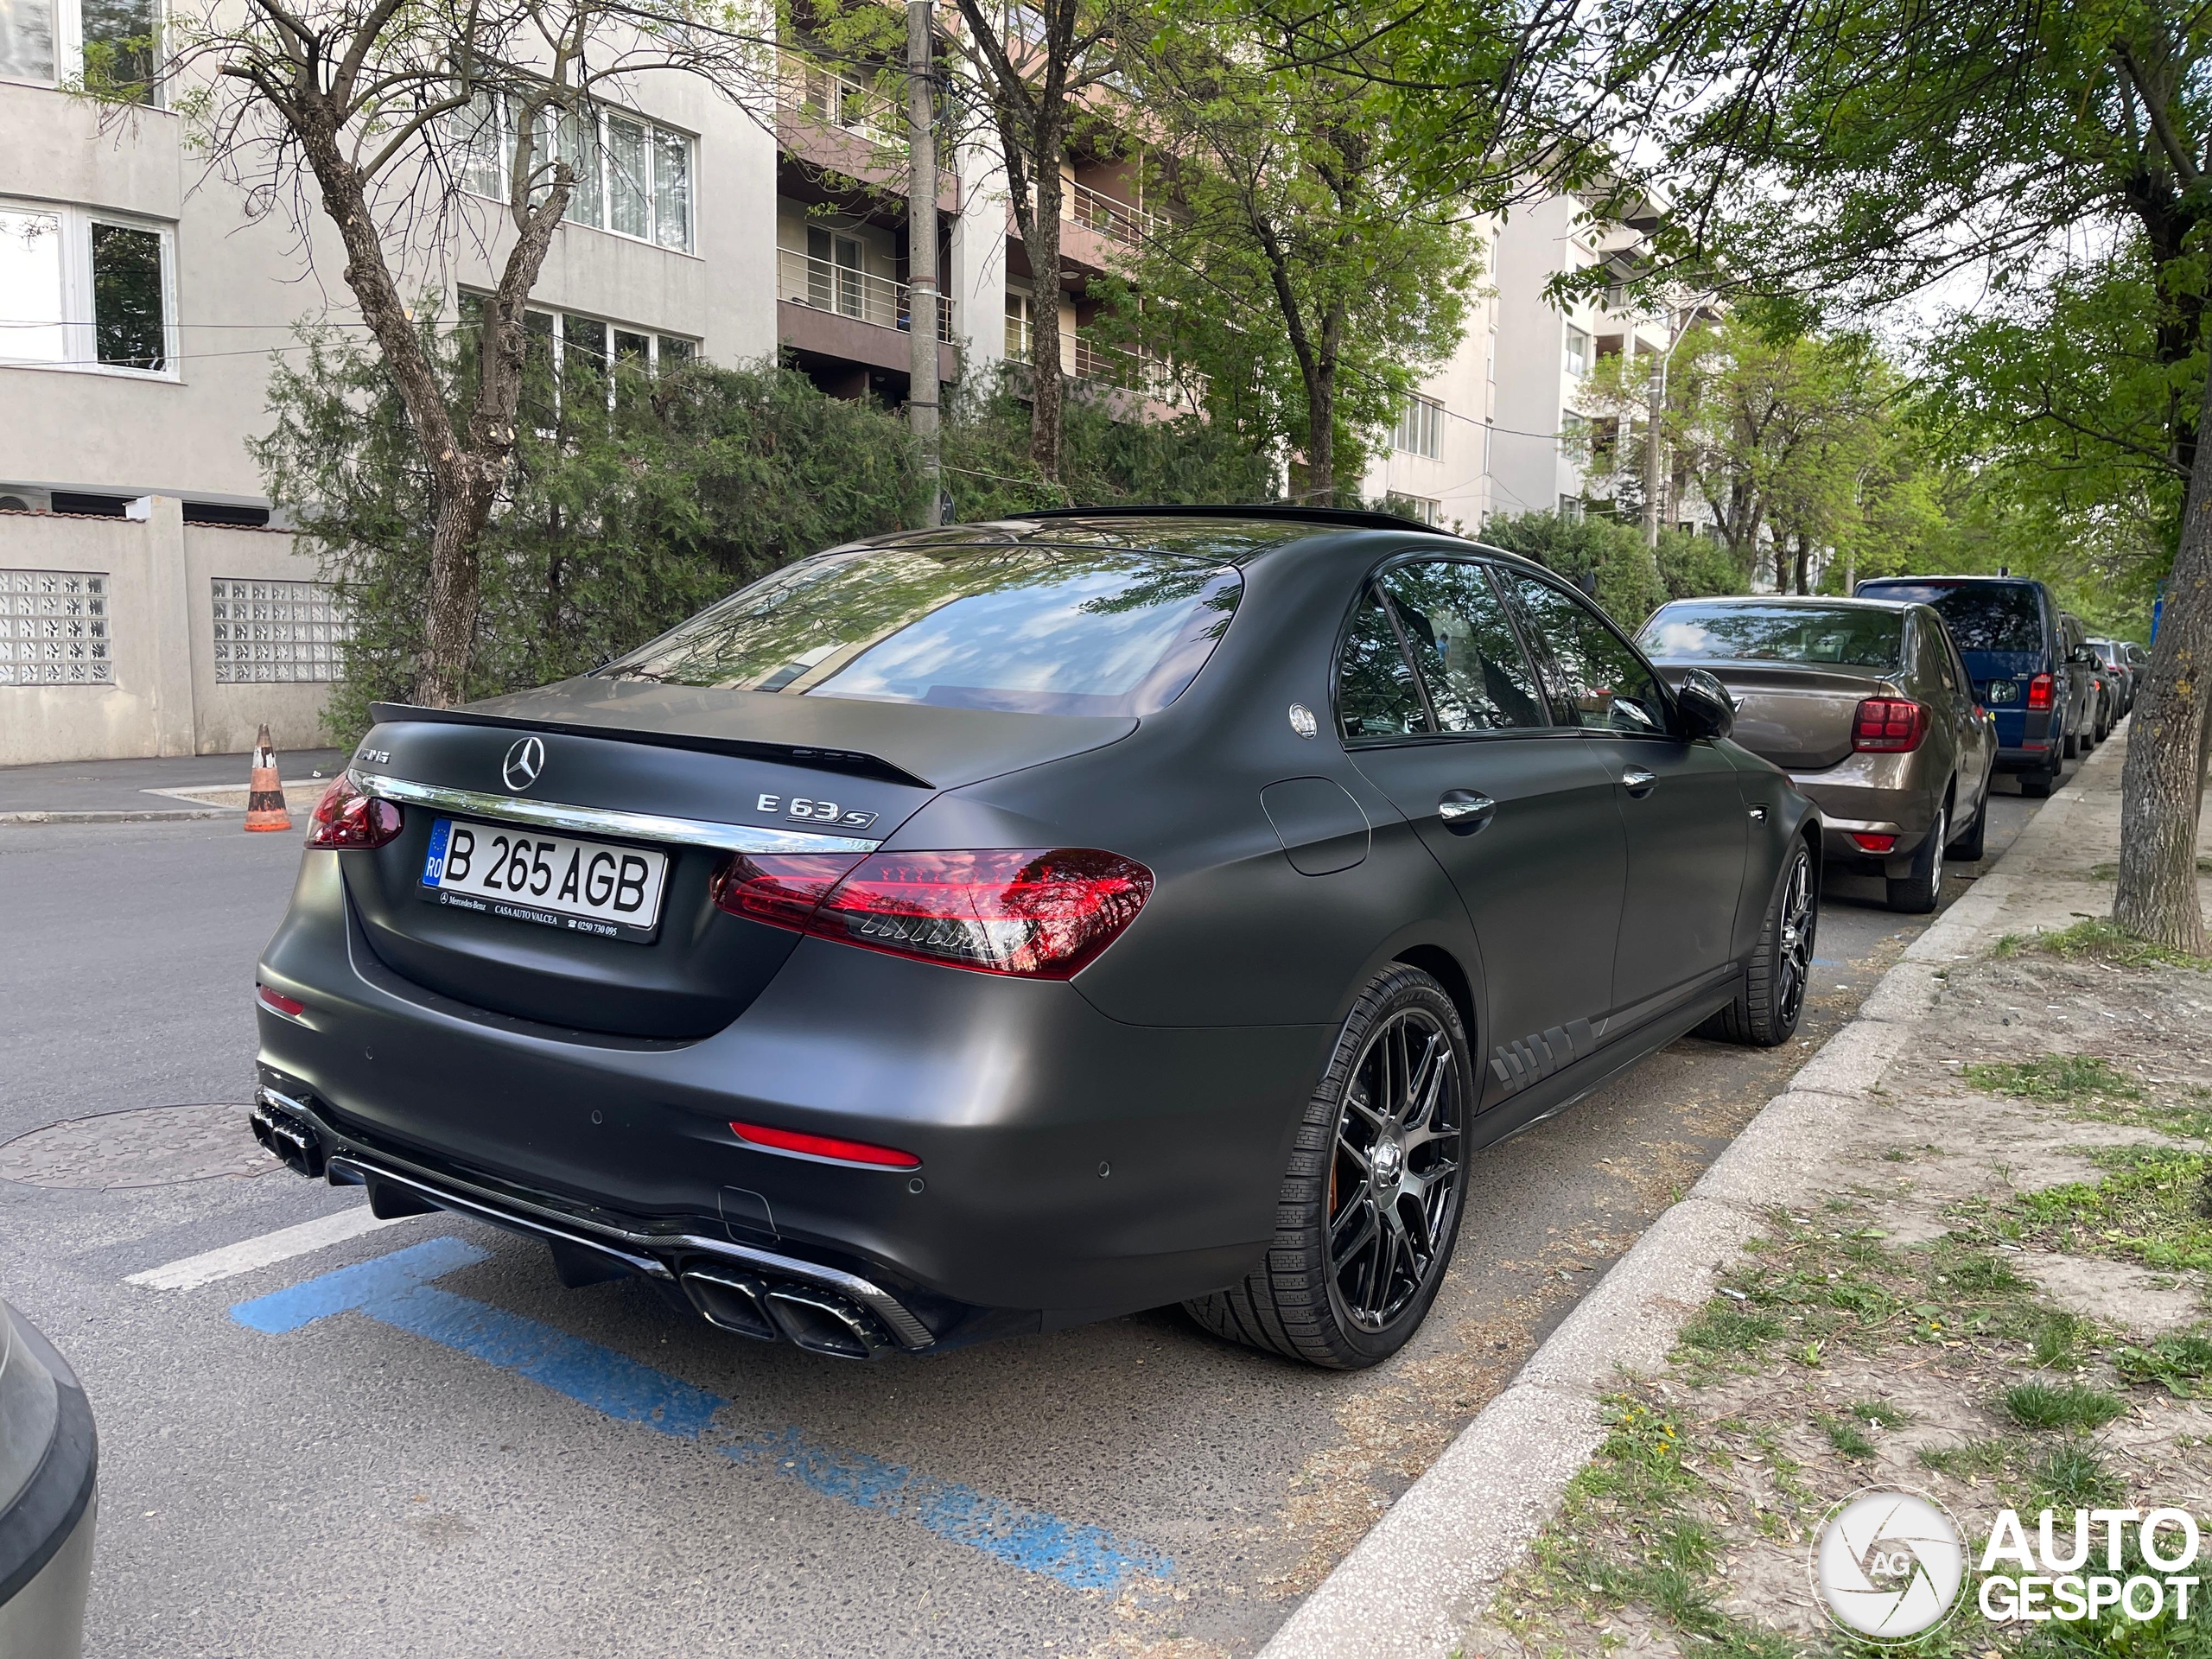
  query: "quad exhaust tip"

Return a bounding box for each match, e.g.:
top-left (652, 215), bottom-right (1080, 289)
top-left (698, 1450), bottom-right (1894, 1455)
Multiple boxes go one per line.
top-left (250, 1093), bottom-right (324, 1179)
top-left (681, 1269), bottom-right (890, 1359)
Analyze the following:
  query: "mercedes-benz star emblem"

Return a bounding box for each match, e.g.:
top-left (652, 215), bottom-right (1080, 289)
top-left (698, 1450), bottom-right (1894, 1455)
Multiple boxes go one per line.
top-left (501, 736), bottom-right (546, 793)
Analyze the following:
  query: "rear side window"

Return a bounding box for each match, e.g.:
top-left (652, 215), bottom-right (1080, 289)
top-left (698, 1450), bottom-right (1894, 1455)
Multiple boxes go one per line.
top-left (1377, 561), bottom-right (1547, 732)
top-left (1338, 585), bottom-right (1430, 740)
top-left (601, 543), bottom-right (1241, 717)
top-left (1639, 601), bottom-right (1903, 671)
top-left (1499, 573), bottom-right (1669, 734)
top-left (1859, 582), bottom-right (2043, 653)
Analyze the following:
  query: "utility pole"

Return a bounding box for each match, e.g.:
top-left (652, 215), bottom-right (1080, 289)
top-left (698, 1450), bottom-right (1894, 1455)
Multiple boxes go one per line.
top-left (1643, 298), bottom-right (1708, 549)
top-left (907, 0), bottom-right (942, 525)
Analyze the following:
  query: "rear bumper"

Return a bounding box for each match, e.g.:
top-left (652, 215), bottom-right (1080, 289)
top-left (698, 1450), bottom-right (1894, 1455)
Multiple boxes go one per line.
top-left (255, 853), bottom-right (1330, 1348)
top-left (1785, 759), bottom-right (1942, 873)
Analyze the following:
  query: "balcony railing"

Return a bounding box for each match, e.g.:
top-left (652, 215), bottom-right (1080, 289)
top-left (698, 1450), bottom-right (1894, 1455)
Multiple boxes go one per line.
top-left (1071, 335), bottom-right (1207, 410)
top-left (1065, 180), bottom-right (1165, 249)
top-left (778, 247), bottom-right (956, 343)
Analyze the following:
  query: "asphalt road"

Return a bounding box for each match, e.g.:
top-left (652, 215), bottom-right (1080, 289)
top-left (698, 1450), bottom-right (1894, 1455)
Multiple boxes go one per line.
top-left (0, 765), bottom-right (2049, 1658)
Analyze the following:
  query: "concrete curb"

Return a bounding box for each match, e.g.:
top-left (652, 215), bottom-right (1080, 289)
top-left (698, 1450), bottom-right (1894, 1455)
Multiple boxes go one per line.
top-left (1258, 772), bottom-right (2088, 1659)
top-left (0, 808), bottom-right (232, 826)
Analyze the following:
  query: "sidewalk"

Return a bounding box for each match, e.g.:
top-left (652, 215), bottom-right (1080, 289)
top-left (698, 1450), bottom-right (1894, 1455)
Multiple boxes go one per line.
top-left (1268, 727), bottom-right (2212, 1657)
top-left (0, 749), bottom-right (346, 823)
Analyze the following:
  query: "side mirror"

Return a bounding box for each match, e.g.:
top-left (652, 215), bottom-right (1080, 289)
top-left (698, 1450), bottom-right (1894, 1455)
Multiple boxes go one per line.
top-left (1675, 668), bottom-right (1735, 740)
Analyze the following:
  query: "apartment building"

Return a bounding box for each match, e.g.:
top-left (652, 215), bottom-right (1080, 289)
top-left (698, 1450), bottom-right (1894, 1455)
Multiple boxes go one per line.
top-left (1361, 192), bottom-right (1718, 542)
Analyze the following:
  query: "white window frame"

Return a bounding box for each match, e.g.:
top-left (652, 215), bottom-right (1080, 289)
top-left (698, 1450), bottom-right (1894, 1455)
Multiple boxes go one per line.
top-left (466, 294), bottom-right (696, 419)
top-left (0, 199), bottom-right (179, 381)
top-left (1564, 324), bottom-right (1590, 378)
top-left (0, 0), bottom-right (167, 104)
top-left (454, 94), bottom-right (696, 255)
top-left (1393, 393), bottom-right (1442, 460)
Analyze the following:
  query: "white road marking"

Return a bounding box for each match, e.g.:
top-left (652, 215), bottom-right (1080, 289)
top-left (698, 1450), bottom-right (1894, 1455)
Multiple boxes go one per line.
top-left (125, 1206), bottom-right (409, 1291)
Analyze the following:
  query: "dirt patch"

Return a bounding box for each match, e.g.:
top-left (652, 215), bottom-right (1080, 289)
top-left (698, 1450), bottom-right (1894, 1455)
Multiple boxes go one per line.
top-left (2011, 1253), bottom-right (2204, 1336)
top-left (1458, 942), bottom-right (2212, 1659)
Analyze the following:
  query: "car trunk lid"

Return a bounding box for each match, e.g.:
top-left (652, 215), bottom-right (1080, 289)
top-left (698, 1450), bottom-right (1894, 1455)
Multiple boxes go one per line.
top-left (1671, 661), bottom-right (1897, 772)
top-left (338, 680), bottom-right (1137, 1038)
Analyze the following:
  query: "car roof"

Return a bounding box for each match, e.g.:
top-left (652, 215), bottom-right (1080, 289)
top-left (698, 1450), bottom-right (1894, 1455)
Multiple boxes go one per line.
top-left (869, 505), bottom-right (1565, 575)
top-left (1859, 573), bottom-right (2042, 588)
top-left (1652, 594), bottom-right (1920, 614)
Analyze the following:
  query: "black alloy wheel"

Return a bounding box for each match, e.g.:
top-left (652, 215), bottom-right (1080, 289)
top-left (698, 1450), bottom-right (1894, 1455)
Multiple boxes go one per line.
top-left (1325, 1007), bottom-right (1465, 1335)
top-left (1701, 841), bottom-right (1815, 1046)
top-left (1185, 965), bottom-right (1472, 1368)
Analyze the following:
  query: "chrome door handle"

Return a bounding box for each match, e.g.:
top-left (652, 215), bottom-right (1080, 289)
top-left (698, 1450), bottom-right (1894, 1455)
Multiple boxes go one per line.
top-left (1437, 789), bottom-right (1497, 836)
top-left (1620, 767), bottom-right (1659, 797)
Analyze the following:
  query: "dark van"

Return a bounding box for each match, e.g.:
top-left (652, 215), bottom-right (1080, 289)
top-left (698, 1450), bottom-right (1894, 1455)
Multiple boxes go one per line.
top-left (1853, 575), bottom-right (2088, 797)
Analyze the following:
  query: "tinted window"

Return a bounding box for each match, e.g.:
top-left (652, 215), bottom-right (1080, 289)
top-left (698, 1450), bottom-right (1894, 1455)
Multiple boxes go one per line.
top-left (1858, 581), bottom-right (2043, 652)
top-left (1503, 574), bottom-right (1668, 733)
top-left (1378, 561), bottom-right (1546, 732)
top-left (1338, 585), bottom-right (1429, 740)
top-left (602, 543), bottom-right (1240, 717)
top-left (1640, 601), bottom-right (1903, 671)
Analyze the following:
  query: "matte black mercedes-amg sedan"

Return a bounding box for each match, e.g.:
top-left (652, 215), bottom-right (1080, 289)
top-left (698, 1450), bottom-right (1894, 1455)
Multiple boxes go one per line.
top-left (253, 508), bottom-right (1821, 1370)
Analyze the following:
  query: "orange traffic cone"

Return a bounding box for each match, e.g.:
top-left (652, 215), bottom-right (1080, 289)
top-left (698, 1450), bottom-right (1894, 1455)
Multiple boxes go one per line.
top-left (244, 723), bottom-right (293, 832)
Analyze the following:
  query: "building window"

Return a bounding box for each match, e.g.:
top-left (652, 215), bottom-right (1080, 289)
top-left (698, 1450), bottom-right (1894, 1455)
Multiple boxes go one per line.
top-left (0, 0), bottom-right (160, 100)
top-left (461, 292), bottom-right (694, 391)
top-left (454, 94), bottom-right (693, 253)
top-left (1564, 325), bottom-right (1590, 378)
top-left (211, 578), bottom-right (347, 683)
top-left (0, 569), bottom-right (110, 684)
top-left (1393, 394), bottom-right (1442, 459)
top-left (1006, 290), bottom-right (1033, 359)
top-left (1385, 493), bottom-right (1440, 526)
top-left (1558, 494), bottom-right (1584, 523)
top-left (0, 200), bottom-right (174, 375)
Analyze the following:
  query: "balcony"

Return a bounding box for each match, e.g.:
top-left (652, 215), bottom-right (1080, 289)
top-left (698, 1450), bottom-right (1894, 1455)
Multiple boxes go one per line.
top-left (779, 247), bottom-right (955, 340)
top-left (776, 246), bottom-right (957, 387)
top-left (775, 53), bottom-right (961, 213)
top-left (1065, 180), bottom-right (1164, 250)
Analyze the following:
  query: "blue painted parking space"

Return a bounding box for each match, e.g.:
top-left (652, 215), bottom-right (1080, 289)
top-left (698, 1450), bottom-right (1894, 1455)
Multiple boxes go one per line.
top-left (230, 1236), bottom-right (1173, 1593)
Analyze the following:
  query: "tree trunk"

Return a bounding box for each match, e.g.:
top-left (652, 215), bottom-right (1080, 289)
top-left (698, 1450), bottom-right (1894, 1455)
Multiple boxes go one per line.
top-left (1024, 139), bottom-right (1066, 480)
top-left (2114, 360), bottom-right (2212, 953)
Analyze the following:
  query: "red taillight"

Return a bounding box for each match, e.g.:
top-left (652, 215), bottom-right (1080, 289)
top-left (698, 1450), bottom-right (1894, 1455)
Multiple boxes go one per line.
top-left (1852, 697), bottom-right (1928, 753)
top-left (710, 853), bottom-right (868, 929)
top-left (729, 1120), bottom-right (921, 1169)
top-left (2026, 673), bottom-right (2053, 711)
top-left (715, 848), bottom-right (1154, 977)
top-left (1849, 833), bottom-right (1898, 854)
top-left (256, 983), bottom-right (306, 1019)
top-left (305, 774), bottom-right (404, 849)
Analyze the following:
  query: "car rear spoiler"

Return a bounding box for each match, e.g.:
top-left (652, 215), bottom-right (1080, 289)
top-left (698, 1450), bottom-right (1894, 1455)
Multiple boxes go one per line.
top-left (366, 702), bottom-right (934, 790)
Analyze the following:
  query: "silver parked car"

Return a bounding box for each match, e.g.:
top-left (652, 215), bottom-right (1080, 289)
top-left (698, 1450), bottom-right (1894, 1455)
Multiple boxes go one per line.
top-left (1639, 595), bottom-right (1996, 912)
top-left (0, 1294), bottom-right (96, 1658)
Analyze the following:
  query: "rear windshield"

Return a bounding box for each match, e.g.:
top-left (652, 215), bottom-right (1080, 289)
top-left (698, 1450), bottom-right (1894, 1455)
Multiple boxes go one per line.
top-left (1859, 581), bottom-right (2042, 652)
top-left (1637, 602), bottom-right (1904, 671)
top-left (599, 542), bottom-right (1242, 717)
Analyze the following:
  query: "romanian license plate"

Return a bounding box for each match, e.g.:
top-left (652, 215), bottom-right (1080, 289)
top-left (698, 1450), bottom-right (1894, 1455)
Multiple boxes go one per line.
top-left (419, 818), bottom-right (668, 943)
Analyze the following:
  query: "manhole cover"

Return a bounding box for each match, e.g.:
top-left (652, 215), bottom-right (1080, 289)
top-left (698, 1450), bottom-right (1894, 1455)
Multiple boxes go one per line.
top-left (0, 1104), bottom-right (279, 1189)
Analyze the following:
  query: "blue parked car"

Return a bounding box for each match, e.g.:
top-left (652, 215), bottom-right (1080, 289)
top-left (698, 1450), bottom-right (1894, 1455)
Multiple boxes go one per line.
top-left (1853, 575), bottom-right (2091, 797)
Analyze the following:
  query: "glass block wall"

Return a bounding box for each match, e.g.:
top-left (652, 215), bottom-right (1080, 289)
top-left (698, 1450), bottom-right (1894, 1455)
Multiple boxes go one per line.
top-left (210, 577), bottom-right (346, 683)
top-left (0, 569), bottom-right (111, 684)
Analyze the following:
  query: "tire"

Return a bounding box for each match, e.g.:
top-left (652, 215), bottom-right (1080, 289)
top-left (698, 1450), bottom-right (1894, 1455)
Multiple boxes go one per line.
top-left (2063, 713), bottom-right (2081, 760)
top-left (1699, 839), bottom-right (1815, 1047)
top-left (2020, 749), bottom-right (2060, 798)
top-left (1947, 786), bottom-right (1987, 861)
top-left (1887, 804), bottom-right (1946, 913)
top-left (1185, 964), bottom-right (1473, 1370)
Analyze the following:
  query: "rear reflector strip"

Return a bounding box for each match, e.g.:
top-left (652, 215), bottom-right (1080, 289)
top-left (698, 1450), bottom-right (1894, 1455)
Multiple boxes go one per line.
top-left (1848, 833), bottom-right (1898, 854)
top-left (730, 1122), bottom-right (921, 1169)
top-left (257, 983), bottom-right (307, 1020)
